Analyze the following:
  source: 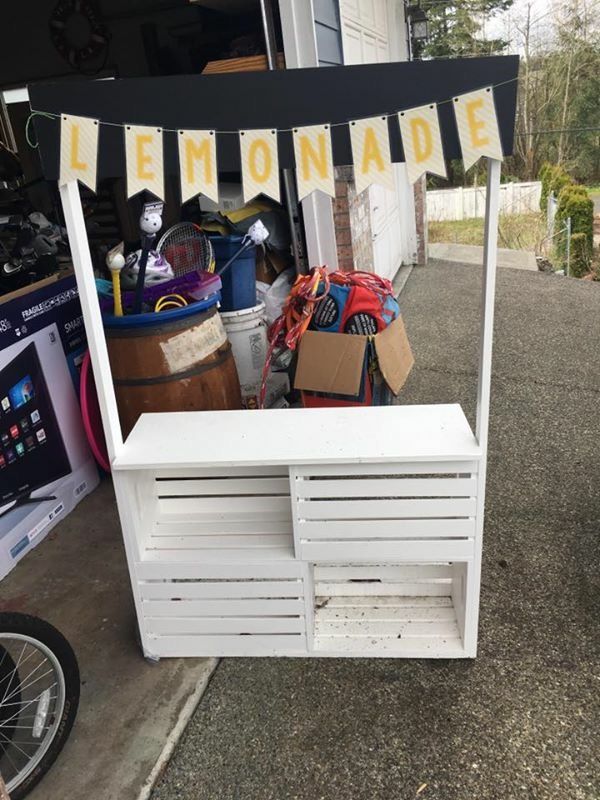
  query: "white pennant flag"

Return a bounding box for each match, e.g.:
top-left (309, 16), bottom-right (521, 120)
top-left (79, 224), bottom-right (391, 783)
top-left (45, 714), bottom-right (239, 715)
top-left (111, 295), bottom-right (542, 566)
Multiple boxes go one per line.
top-left (453, 87), bottom-right (503, 171)
top-left (59, 114), bottom-right (99, 191)
top-left (178, 130), bottom-right (218, 205)
top-left (239, 128), bottom-right (280, 204)
top-left (349, 116), bottom-right (395, 194)
top-left (398, 104), bottom-right (447, 185)
top-left (124, 124), bottom-right (164, 200)
top-left (292, 124), bottom-right (335, 201)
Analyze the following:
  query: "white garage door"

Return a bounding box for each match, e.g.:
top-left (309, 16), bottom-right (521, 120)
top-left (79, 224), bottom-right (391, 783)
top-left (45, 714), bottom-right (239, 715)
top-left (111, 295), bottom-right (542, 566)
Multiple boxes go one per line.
top-left (340, 0), bottom-right (417, 280)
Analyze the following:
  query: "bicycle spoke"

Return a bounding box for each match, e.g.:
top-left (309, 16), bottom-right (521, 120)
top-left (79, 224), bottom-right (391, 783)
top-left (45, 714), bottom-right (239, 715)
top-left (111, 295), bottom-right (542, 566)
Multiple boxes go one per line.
top-left (0, 738), bottom-right (21, 776)
top-left (2, 667), bottom-right (54, 706)
top-left (1, 657), bottom-right (50, 706)
top-left (0, 644), bottom-right (38, 691)
top-left (0, 643), bottom-right (28, 703)
top-left (0, 684), bottom-right (58, 728)
top-left (0, 695), bottom-right (57, 709)
top-left (0, 731), bottom-right (36, 760)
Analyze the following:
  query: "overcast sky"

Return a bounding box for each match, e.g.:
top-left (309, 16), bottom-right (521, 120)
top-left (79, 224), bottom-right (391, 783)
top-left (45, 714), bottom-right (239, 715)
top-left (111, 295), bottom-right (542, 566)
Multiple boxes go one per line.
top-left (486, 0), bottom-right (553, 48)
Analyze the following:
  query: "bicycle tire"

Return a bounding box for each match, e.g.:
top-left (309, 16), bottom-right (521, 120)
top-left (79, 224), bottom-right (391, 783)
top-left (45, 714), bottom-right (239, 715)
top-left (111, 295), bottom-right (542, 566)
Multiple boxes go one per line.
top-left (0, 613), bottom-right (80, 799)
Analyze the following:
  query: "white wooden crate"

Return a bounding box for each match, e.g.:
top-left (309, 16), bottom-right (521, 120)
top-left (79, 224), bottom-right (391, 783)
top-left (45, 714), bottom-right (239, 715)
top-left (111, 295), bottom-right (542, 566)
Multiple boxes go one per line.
top-left (312, 563), bottom-right (469, 658)
top-left (138, 562), bottom-right (308, 657)
top-left (291, 461), bottom-right (478, 563)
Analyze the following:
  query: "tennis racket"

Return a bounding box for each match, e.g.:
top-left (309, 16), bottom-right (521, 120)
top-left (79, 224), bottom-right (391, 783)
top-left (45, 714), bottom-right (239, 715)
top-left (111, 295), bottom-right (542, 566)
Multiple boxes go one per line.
top-left (156, 222), bottom-right (215, 277)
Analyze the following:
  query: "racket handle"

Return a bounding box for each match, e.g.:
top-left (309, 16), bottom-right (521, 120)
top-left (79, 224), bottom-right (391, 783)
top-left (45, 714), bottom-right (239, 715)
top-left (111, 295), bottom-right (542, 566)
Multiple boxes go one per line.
top-left (133, 234), bottom-right (155, 314)
top-left (216, 240), bottom-right (253, 277)
top-left (110, 270), bottom-right (123, 317)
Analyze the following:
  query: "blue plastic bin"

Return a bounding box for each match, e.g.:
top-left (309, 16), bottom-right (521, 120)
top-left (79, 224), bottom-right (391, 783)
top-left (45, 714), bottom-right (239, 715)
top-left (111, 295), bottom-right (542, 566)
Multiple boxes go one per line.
top-left (209, 235), bottom-right (256, 312)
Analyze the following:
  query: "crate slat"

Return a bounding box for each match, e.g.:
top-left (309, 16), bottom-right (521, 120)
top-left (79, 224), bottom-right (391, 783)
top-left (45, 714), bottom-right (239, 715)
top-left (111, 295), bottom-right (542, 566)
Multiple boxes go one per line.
top-left (292, 461), bottom-right (478, 477)
top-left (297, 518), bottom-right (475, 539)
top-left (155, 466), bottom-right (289, 479)
top-left (142, 598), bottom-right (306, 616)
top-left (154, 519), bottom-right (292, 536)
top-left (315, 581), bottom-right (452, 597)
top-left (319, 595), bottom-right (453, 607)
top-left (136, 548), bottom-right (295, 576)
top-left (156, 477), bottom-right (290, 497)
top-left (139, 578), bottom-right (303, 600)
top-left (314, 564), bottom-right (452, 581)
top-left (295, 477), bottom-right (477, 499)
top-left (315, 619), bottom-right (460, 638)
top-left (146, 616), bottom-right (306, 635)
top-left (158, 495), bottom-right (291, 516)
top-left (148, 634), bottom-right (306, 657)
top-left (316, 605), bottom-right (456, 622)
top-left (148, 534), bottom-right (291, 550)
top-left (298, 497), bottom-right (476, 520)
top-left (300, 539), bottom-right (474, 563)
top-left (313, 636), bottom-right (464, 658)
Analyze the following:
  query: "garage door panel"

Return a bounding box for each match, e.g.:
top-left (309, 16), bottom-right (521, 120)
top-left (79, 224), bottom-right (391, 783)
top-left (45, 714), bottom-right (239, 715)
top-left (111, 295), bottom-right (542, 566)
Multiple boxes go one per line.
top-left (340, 0), bottom-right (411, 279)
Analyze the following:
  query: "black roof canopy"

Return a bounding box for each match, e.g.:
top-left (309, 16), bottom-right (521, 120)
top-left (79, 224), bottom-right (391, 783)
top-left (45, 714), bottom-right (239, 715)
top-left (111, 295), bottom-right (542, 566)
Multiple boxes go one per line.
top-left (30, 55), bottom-right (519, 182)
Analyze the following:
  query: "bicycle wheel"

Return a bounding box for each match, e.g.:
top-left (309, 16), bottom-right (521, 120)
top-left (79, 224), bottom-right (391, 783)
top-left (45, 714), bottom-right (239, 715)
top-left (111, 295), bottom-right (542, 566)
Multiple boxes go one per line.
top-left (0, 613), bottom-right (80, 799)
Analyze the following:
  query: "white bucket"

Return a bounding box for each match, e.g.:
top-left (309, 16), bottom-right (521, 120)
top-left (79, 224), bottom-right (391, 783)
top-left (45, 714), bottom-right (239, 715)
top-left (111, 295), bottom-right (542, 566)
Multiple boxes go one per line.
top-left (220, 303), bottom-right (268, 403)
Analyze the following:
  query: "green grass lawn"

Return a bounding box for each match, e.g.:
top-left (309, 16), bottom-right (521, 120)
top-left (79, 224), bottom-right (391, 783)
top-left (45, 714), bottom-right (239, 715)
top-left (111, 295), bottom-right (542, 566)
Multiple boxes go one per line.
top-left (429, 212), bottom-right (547, 252)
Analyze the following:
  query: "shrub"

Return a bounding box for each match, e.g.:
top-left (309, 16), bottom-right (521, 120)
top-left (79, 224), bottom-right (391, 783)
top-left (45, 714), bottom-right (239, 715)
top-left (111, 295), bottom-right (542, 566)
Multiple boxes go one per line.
top-left (550, 166), bottom-right (572, 202)
top-left (568, 232), bottom-right (591, 277)
top-left (555, 185), bottom-right (594, 271)
top-left (539, 164), bottom-right (572, 214)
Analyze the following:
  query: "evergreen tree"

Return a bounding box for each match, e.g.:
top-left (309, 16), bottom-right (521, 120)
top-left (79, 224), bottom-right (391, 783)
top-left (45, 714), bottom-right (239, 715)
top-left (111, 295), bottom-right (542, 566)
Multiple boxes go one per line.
top-left (420, 0), bottom-right (514, 59)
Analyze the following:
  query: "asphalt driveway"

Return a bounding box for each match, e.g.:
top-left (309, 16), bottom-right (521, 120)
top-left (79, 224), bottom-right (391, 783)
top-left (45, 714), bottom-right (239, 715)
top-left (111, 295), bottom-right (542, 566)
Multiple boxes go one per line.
top-left (151, 261), bottom-right (600, 800)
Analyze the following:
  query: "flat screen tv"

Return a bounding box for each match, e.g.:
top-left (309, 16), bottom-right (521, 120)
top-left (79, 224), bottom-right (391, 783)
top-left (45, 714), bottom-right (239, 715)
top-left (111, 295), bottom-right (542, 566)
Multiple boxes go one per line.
top-left (0, 342), bottom-right (71, 514)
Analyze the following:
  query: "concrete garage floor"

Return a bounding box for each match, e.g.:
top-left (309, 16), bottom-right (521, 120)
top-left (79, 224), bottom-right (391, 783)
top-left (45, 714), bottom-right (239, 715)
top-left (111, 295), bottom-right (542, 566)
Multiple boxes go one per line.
top-left (0, 480), bottom-right (216, 800)
top-left (151, 261), bottom-right (600, 800)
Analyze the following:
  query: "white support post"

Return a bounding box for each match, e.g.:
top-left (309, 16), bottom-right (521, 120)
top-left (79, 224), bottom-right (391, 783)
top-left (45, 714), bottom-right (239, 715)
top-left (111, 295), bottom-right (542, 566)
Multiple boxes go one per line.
top-left (59, 180), bottom-right (123, 462)
top-left (476, 158), bottom-right (501, 449)
top-left (278, 0), bottom-right (339, 270)
top-left (466, 156), bottom-right (501, 655)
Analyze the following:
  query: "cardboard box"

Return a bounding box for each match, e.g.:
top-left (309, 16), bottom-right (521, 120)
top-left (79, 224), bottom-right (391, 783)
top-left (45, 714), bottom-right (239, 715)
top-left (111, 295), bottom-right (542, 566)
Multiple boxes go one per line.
top-left (0, 275), bottom-right (99, 580)
top-left (294, 314), bottom-right (414, 403)
top-left (255, 247), bottom-right (291, 285)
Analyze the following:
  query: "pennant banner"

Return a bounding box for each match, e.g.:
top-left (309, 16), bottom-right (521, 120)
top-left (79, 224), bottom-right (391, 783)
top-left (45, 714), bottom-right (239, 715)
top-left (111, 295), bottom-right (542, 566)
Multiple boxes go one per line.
top-left (453, 87), bottom-right (503, 171)
top-left (178, 130), bottom-right (218, 205)
top-left (56, 87), bottom-right (507, 201)
top-left (59, 114), bottom-right (99, 192)
top-left (239, 128), bottom-right (280, 204)
top-left (398, 104), bottom-right (447, 185)
top-left (349, 116), bottom-right (395, 194)
top-left (125, 124), bottom-right (164, 200)
top-left (292, 124), bottom-right (335, 201)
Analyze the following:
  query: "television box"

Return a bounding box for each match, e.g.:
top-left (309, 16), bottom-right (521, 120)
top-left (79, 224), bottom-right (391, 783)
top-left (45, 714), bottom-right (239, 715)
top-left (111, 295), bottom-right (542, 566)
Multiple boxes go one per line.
top-left (294, 314), bottom-right (414, 405)
top-left (0, 275), bottom-right (99, 580)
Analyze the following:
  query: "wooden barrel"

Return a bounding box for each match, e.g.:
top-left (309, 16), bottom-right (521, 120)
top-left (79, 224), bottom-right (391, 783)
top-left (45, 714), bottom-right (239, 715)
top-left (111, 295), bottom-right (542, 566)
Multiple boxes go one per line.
top-left (105, 304), bottom-right (242, 437)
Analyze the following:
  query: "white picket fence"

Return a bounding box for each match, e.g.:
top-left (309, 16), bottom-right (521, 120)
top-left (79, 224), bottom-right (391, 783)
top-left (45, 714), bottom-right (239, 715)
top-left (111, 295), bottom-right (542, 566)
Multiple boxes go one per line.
top-left (427, 181), bottom-right (541, 222)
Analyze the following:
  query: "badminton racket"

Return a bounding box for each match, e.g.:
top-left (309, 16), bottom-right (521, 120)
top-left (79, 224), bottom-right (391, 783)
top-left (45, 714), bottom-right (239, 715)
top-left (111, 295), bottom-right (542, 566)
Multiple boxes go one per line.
top-left (156, 222), bottom-right (214, 277)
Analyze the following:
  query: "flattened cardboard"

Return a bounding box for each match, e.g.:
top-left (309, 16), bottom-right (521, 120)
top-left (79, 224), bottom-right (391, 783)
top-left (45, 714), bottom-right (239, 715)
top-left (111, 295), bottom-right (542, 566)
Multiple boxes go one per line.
top-left (374, 314), bottom-right (414, 395)
top-left (294, 313), bottom-right (414, 397)
top-left (294, 330), bottom-right (367, 396)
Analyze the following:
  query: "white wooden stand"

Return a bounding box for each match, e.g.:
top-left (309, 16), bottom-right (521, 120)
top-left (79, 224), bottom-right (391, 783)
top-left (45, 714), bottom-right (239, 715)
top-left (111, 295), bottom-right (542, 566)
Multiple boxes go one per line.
top-left (59, 158), bottom-right (501, 659)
